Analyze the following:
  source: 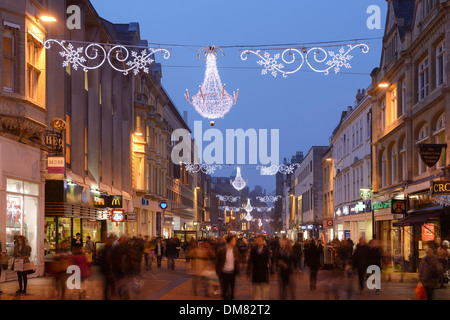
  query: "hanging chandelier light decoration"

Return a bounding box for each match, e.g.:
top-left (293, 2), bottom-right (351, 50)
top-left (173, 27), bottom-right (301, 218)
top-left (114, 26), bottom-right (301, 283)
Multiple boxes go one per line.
top-left (185, 46), bottom-right (239, 125)
top-left (44, 39), bottom-right (171, 75)
top-left (231, 166), bottom-right (247, 191)
top-left (244, 198), bottom-right (253, 222)
top-left (240, 43), bottom-right (370, 78)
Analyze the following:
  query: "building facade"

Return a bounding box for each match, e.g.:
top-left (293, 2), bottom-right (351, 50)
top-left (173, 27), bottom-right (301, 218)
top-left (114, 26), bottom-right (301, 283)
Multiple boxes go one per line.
top-left (370, 0), bottom-right (450, 271)
top-left (1, 0), bottom-right (49, 278)
top-left (330, 89), bottom-right (373, 243)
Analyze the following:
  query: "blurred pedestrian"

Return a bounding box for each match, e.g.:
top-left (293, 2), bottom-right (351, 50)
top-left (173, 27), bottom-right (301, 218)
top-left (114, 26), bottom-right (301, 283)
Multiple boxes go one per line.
top-left (12, 235), bottom-right (32, 295)
top-left (277, 239), bottom-right (296, 299)
top-left (166, 238), bottom-right (177, 270)
top-left (84, 236), bottom-right (94, 265)
top-left (98, 234), bottom-right (116, 300)
top-left (419, 248), bottom-right (443, 300)
top-left (71, 246), bottom-right (91, 299)
top-left (155, 237), bottom-right (164, 268)
top-left (368, 239), bottom-right (382, 294)
top-left (111, 235), bottom-right (134, 299)
top-left (247, 235), bottom-right (270, 300)
top-left (215, 235), bottom-right (240, 300)
top-left (436, 240), bottom-right (449, 288)
top-left (293, 240), bottom-right (303, 273)
top-left (304, 239), bottom-right (322, 291)
top-left (269, 236), bottom-right (280, 274)
top-left (352, 237), bottom-right (370, 293)
top-left (71, 233), bottom-right (83, 252)
top-left (53, 240), bottom-right (72, 299)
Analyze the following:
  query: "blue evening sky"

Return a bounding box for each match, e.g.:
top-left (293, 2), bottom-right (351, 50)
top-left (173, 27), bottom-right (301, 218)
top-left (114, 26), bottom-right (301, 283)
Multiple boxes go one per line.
top-left (91, 0), bottom-right (387, 194)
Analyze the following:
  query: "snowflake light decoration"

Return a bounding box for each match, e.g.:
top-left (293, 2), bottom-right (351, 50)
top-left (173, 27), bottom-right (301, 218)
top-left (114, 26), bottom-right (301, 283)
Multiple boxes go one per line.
top-left (326, 47), bottom-right (353, 74)
top-left (126, 49), bottom-right (155, 75)
top-left (185, 46), bottom-right (239, 120)
top-left (60, 43), bottom-right (86, 70)
top-left (240, 43), bottom-right (369, 78)
top-left (44, 39), bottom-right (170, 75)
top-left (256, 51), bottom-right (285, 77)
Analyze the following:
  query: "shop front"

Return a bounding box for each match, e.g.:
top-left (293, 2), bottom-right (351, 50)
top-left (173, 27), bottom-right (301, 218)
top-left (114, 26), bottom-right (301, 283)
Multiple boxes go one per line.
top-left (44, 180), bottom-right (108, 253)
top-left (393, 186), bottom-right (450, 272)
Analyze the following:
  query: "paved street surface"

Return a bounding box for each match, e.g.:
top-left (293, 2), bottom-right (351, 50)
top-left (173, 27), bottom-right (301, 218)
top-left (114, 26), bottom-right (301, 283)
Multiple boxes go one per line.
top-left (0, 258), bottom-right (448, 301)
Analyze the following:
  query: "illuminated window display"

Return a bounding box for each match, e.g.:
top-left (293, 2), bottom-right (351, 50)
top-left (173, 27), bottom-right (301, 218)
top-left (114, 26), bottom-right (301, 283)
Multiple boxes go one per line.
top-left (6, 179), bottom-right (39, 264)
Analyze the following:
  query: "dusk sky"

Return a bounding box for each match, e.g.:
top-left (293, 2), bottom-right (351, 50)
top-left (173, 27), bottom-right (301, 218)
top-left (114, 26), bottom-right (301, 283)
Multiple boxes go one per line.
top-left (92, 0), bottom-right (387, 194)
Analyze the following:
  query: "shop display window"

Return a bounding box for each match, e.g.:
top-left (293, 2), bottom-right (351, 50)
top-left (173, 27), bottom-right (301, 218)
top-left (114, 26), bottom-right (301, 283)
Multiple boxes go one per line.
top-left (6, 179), bottom-right (39, 265)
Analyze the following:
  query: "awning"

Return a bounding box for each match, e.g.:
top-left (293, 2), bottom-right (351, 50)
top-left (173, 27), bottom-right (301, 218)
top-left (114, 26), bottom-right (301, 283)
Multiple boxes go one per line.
top-left (393, 211), bottom-right (441, 227)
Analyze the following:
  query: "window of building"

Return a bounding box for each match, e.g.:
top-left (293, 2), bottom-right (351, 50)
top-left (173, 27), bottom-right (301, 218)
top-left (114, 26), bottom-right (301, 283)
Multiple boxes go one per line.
top-left (434, 113), bottom-right (445, 168)
top-left (381, 151), bottom-right (387, 188)
top-left (391, 144), bottom-right (397, 184)
top-left (26, 34), bottom-right (42, 102)
top-left (65, 114), bottom-right (71, 168)
top-left (389, 86), bottom-right (397, 123)
top-left (3, 28), bottom-right (16, 92)
top-left (436, 41), bottom-right (445, 87)
top-left (381, 100), bottom-right (386, 130)
top-left (417, 123), bottom-right (429, 175)
top-left (401, 80), bottom-right (406, 116)
top-left (418, 57), bottom-right (429, 101)
top-left (423, 0), bottom-right (434, 18)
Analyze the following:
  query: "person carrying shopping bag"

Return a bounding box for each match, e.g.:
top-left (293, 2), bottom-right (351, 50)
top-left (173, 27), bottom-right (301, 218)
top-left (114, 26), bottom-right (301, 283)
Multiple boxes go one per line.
top-left (12, 235), bottom-right (34, 295)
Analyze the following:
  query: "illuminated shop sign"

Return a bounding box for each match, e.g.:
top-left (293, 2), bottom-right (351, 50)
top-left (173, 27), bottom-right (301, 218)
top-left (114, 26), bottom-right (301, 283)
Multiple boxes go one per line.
top-left (372, 200), bottom-right (391, 211)
top-left (431, 181), bottom-right (450, 195)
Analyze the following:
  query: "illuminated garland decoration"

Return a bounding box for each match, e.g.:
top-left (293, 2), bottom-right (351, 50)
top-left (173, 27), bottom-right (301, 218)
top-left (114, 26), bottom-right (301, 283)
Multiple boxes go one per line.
top-left (44, 39), bottom-right (171, 75)
top-left (256, 195), bottom-right (281, 203)
top-left (257, 163), bottom-right (300, 175)
top-left (182, 163), bottom-right (222, 174)
top-left (240, 43), bottom-right (370, 78)
top-left (255, 207), bottom-right (274, 213)
top-left (185, 46), bottom-right (239, 120)
top-left (244, 198), bottom-right (253, 221)
top-left (216, 195), bottom-right (240, 202)
top-left (218, 206), bottom-right (241, 211)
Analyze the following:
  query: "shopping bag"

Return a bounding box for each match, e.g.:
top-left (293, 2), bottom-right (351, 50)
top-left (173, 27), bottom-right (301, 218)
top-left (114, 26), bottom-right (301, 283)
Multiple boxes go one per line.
top-left (23, 261), bottom-right (36, 275)
top-left (13, 258), bottom-right (23, 272)
top-left (415, 282), bottom-right (425, 300)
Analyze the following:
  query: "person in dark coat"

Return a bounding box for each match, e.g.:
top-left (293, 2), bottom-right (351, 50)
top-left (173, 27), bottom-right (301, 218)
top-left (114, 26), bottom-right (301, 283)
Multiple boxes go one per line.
top-left (71, 233), bottom-right (83, 252)
top-left (277, 239), bottom-right (296, 299)
top-left (165, 238), bottom-right (177, 270)
top-left (352, 237), bottom-right (371, 293)
top-left (215, 235), bottom-right (240, 300)
top-left (12, 235), bottom-right (32, 295)
top-left (304, 239), bottom-right (322, 291)
top-left (247, 235), bottom-right (270, 300)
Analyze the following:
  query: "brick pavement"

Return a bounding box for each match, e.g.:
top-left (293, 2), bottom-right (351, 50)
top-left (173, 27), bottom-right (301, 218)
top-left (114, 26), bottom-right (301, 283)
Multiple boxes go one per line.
top-left (0, 258), bottom-right (448, 301)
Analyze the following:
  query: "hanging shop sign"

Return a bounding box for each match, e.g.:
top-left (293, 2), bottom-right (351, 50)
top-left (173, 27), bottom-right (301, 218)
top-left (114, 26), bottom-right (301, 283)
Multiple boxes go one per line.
top-left (110, 209), bottom-right (125, 225)
top-left (45, 130), bottom-right (64, 157)
top-left (418, 144), bottom-right (447, 168)
top-left (324, 219), bottom-right (333, 228)
top-left (422, 224), bottom-right (435, 242)
top-left (391, 199), bottom-right (407, 214)
top-left (372, 200), bottom-right (391, 211)
top-left (48, 157), bottom-right (65, 174)
top-left (431, 181), bottom-right (450, 196)
top-left (126, 212), bottom-right (137, 222)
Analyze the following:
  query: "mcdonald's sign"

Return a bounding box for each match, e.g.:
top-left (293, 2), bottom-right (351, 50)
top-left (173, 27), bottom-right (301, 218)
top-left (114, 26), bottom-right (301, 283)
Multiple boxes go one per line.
top-left (109, 196), bottom-right (122, 208)
top-left (93, 195), bottom-right (123, 208)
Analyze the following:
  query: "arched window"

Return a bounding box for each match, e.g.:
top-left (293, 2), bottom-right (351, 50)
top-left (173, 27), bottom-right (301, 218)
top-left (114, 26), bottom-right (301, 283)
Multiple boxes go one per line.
top-left (434, 113), bottom-right (445, 168)
top-left (399, 137), bottom-right (406, 181)
top-left (416, 123), bottom-right (429, 175)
